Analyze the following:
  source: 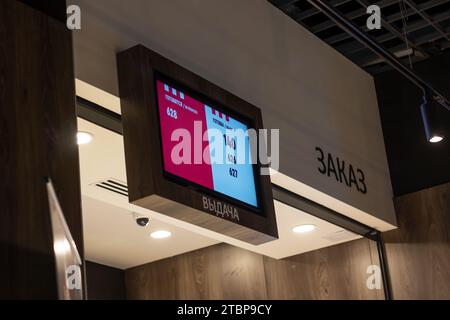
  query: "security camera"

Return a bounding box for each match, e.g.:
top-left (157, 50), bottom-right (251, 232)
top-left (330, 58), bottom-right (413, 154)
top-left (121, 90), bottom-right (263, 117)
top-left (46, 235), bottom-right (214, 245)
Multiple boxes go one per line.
top-left (132, 212), bottom-right (150, 227)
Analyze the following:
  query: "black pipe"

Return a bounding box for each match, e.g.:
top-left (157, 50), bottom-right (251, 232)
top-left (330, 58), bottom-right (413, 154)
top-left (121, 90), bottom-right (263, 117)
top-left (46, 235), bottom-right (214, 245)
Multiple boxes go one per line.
top-left (272, 184), bottom-right (378, 240)
top-left (372, 231), bottom-right (393, 300)
top-left (76, 96), bottom-right (123, 135)
top-left (305, 0), bottom-right (450, 112)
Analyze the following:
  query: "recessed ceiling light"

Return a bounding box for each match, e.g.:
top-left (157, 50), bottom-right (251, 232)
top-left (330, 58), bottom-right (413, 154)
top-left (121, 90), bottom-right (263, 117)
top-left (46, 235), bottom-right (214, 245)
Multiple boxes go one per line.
top-left (429, 135), bottom-right (444, 143)
top-left (150, 230), bottom-right (172, 239)
top-left (292, 224), bottom-right (316, 234)
top-left (77, 131), bottom-right (93, 145)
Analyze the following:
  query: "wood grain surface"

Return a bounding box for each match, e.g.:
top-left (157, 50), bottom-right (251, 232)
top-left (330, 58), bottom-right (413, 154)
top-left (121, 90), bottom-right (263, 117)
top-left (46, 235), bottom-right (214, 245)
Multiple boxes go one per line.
top-left (125, 183), bottom-right (450, 300)
top-left (0, 0), bottom-right (84, 299)
top-left (125, 239), bottom-right (383, 300)
top-left (383, 182), bottom-right (450, 299)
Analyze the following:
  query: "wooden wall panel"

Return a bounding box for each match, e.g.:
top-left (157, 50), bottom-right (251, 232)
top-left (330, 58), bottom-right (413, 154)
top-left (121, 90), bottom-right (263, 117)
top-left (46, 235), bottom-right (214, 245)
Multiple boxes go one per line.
top-left (126, 244), bottom-right (268, 300)
top-left (264, 239), bottom-right (383, 300)
top-left (0, 0), bottom-right (84, 299)
top-left (126, 256), bottom-right (177, 300)
top-left (124, 180), bottom-right (450, 301)
top-left (215, 244), bottom-right (267, 300)
top-left (383, 182), bottom-right (450, 299)
top-left (174, 244), bottom-right (268, 300)
top-left (125, 239), bottom-right (382, 300)
top-left (86, 261), bottom-right (125, 300)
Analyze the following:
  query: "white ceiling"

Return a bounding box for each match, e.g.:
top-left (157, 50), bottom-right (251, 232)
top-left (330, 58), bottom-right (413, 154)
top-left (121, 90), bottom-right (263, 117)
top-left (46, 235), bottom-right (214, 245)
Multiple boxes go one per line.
top-left (78, 117), bottom-right (362, 269)
top-left (82, 196), bottom-right (218, 269)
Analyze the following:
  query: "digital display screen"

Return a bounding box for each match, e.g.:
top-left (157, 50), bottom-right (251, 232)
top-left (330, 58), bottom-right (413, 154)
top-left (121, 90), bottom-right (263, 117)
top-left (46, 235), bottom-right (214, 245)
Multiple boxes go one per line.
top-left (155, 77), bottom-right (259, 209)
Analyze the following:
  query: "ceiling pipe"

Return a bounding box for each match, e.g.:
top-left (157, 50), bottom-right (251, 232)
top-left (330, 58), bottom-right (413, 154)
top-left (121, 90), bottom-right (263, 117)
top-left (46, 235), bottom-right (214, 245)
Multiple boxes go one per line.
top-left (305, 0), bottom-right (450, 112)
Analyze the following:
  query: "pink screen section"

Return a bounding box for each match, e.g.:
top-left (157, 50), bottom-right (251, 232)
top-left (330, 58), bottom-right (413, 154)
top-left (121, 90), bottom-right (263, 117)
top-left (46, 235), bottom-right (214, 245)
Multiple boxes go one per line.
top-left (156, 80), bottom-right (214, 189)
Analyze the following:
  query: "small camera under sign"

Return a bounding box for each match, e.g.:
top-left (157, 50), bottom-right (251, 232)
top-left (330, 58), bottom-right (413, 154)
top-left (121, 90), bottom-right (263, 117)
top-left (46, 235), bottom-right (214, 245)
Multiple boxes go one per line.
top-left (133, 212), bottom-right (150, 227)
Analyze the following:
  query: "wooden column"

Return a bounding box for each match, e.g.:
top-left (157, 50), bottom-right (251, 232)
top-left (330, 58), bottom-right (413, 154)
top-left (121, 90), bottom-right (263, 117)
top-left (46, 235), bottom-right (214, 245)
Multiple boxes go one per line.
top-left (0, 0), bottom-right (84, 299)
top-left (383, 182), bottom-right (450, 299)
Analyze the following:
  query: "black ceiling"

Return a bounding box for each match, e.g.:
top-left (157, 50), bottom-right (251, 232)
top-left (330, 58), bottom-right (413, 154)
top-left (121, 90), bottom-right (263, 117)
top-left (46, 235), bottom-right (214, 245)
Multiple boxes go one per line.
top-left (269, 0), bottom-right (450, 74)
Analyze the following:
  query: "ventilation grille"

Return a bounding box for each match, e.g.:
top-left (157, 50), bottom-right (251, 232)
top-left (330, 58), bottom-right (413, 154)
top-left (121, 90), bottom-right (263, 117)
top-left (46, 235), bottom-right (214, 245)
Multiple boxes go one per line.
top-left (94, 178), bottom-right (128, 197)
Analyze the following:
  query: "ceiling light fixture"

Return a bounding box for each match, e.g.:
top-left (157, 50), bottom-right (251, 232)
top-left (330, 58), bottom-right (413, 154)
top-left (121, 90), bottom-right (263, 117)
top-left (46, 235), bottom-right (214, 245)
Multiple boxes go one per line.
top-left (420, 96), bottom-right (444, 143)
top-left (150, 230), bottom-right (171, 239)
top-left (77, 131), bottom-right (93, 145)
top-left (429, 136), bottom-right (444, 143)
top-left (292, 224), bottom-right (316, 234)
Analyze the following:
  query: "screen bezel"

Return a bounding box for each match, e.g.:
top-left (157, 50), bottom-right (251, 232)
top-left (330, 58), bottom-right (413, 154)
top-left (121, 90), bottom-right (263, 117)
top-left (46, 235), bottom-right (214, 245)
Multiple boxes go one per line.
top-left (153, 71), bottom-right (264, 215)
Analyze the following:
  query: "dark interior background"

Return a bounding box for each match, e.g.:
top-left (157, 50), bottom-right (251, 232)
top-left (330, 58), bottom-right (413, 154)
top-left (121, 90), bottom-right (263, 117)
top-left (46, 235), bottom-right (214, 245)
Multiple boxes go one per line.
top-left (375, 51), bottom-right (450, 196)
top-left (18, 0), bottom-right (66, 23)
top-left (85, 261), bottom-right (125, 300)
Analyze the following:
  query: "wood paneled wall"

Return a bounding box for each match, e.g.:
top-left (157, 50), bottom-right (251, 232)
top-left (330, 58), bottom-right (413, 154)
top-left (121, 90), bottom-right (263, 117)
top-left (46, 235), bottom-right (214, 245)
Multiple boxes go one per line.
top-left (263, 238), bottom-right (382, 300)
top-left (383, 182), bottom-right (450, 299)
top-left (86, 261), bottom-right (125, 300)
top-left (125, 182), bottom-right (450, 300)
top-left (0, 0), bottom-right (84, 299)
top-left (125, 239), bottom-right (384, 300)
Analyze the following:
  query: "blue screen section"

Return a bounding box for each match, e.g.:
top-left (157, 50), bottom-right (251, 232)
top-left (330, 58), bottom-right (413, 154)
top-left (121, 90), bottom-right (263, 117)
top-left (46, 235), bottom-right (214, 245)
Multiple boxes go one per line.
top-left (204, 105), bottom-right (258, 207)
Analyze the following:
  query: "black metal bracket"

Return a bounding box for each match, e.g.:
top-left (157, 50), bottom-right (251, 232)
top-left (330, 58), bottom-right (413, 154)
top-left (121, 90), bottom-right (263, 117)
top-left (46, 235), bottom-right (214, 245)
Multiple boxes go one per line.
top-left (76, 96), bottom-right (123, 135)
top-left (372, 231), bottom-right (393, 300)
top-left (272, 184), bottom-right (378, 240)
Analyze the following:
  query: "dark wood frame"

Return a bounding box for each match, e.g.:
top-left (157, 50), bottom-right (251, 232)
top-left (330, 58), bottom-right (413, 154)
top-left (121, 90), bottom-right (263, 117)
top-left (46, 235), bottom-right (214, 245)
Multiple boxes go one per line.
top-left (1, 0), bottom-right (84, 298)
top-left (117, 45), bottom-right (277, 245)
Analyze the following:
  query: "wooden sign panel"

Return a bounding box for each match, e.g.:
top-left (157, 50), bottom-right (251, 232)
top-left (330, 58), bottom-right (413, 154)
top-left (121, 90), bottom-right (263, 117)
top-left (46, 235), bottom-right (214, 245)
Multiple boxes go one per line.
top-left (117, 45), bottom-right (278, 245)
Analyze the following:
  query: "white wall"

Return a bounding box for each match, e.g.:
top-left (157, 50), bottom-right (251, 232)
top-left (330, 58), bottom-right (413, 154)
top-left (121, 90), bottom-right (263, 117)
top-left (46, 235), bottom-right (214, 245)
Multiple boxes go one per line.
top-left (73, 0), bottom-right (396, 229)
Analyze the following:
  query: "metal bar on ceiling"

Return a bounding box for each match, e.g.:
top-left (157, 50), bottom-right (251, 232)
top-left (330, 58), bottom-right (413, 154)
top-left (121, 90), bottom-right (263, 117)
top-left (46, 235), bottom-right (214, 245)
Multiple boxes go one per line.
top-left (359, 48), bottom-right (416, 67)
top-left (308, 0), bottom-right (398, 34)
top-left (331, 10), bottom-right (450, 50)
top-left (76, 96), bottom-right (123, 134)
top-left (355, 0), bottom-right (422, 52)
top-left (294, 0), bottom-right (352, 20)
top-left (404, 0), bottom-right (450, 42)
top-left (273, 0), bottom-right (450, 67)
top-left (305, 0), bottom-right (450, 110)
top-left (270, 0), bottom-right (301, 8)
top-left (272, 184), bottom-right (378, 240)
top-left (325, 0), bottom-right (450, 45)
top-left (354, 31), bottom-right (450, 67)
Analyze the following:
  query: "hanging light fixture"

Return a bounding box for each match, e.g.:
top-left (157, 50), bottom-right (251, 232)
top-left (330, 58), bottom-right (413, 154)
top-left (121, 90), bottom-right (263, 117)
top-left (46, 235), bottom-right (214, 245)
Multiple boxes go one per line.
top-left (420, 95), bottom-right (444, 143)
